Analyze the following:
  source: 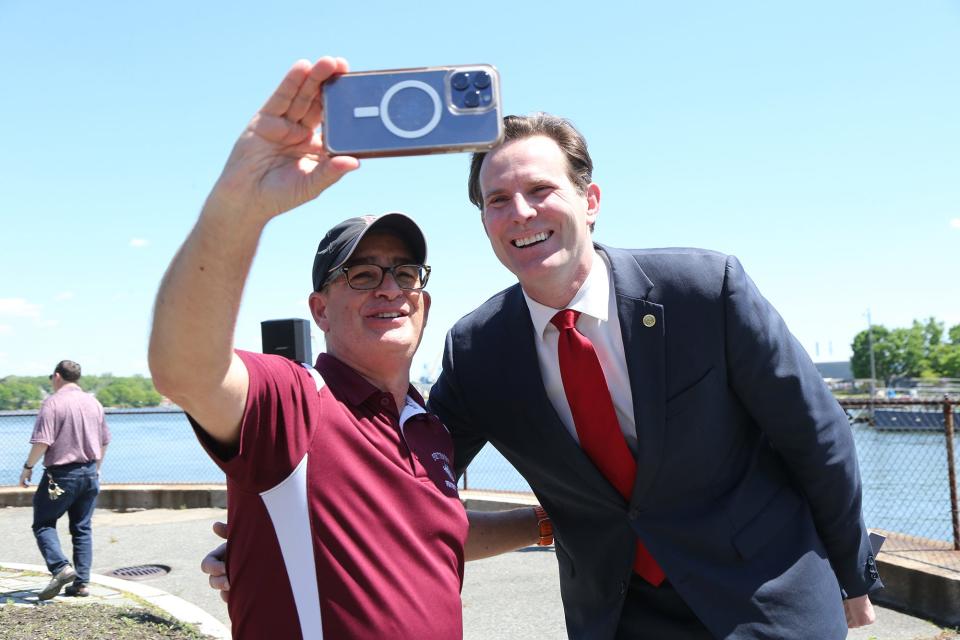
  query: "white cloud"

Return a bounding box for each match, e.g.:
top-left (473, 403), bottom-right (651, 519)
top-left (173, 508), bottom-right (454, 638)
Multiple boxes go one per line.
top-left (55, 291), bottom-right (75, 301)
top-left (950, 218), bottom-right (960, 229)
top-left (0, 298), bottom-right (41, 318)
top-left (38, 319), bottom-right (59, 328)
top-left (0, 324), bottom-right (12, 336)
top-left (130, 238), bottom-right (149, 248)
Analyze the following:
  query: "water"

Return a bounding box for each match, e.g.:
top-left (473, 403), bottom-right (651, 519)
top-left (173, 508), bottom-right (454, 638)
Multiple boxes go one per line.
top-left (1, 410), bottom-right (225, 484)
top-left (2, 412), bottom-right (956, 544)
top-left (0, 410), bottom-right (529, 489)
top-left (852, 422), bottom-right (957, 542)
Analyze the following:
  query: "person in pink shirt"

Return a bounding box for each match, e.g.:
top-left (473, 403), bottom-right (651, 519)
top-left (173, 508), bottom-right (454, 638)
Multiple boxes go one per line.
top-left (20, 359), bottom-right (111, 600)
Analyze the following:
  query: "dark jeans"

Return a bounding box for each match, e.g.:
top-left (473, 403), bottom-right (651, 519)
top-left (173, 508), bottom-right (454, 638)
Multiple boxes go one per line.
top-left (31, 461), bottom-right (100, 584)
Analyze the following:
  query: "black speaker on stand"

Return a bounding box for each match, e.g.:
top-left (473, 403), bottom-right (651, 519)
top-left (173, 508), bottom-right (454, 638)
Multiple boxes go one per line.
top-left (261, 318), bottom-right (312, 364)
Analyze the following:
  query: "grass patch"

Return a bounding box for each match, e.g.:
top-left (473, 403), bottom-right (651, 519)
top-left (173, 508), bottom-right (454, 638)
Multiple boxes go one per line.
top-left (0, 601), bottom-right (214, 639)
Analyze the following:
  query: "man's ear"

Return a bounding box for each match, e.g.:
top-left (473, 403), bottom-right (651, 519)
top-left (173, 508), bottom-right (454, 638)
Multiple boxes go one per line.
top-left (585, 182), bottom-right (601, 228)
top-left (308, 291), bottom-right (330, 333)
top-left (422, 290), bottom-right (432, 325)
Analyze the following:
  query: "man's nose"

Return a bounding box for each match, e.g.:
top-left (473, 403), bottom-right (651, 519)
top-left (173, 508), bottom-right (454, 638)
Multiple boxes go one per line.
top-left (509, 194), bottom-right (537, 223)
top-left (374, 271), bottom-right (404, 298)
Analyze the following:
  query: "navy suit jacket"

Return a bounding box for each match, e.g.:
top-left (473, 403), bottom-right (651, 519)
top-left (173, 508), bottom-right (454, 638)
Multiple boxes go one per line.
top-left (430, 245), bottom-right (882, 639)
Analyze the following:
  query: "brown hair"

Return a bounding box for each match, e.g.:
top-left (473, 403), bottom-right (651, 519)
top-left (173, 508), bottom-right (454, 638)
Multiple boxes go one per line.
top-left (53, 360), bottom-right (81, 382)
top-left (467, 113), bottom-right (594, 210)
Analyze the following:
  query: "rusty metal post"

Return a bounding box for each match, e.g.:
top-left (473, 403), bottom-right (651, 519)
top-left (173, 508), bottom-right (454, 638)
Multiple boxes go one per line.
top-left (944, 396), bottom-right (960, 550)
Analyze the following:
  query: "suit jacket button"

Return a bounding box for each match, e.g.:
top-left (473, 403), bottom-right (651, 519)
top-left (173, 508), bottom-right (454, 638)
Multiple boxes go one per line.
top-left (642, 314), bottom-right (656, 328)
top-left (619, 580), bottom-right (627, 594)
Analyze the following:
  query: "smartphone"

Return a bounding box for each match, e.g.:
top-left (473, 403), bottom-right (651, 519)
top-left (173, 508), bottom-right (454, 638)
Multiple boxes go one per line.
top-left (322, 64), bottom-right (503, 158)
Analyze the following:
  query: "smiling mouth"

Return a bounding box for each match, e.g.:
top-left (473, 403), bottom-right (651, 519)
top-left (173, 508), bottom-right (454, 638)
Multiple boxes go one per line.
top-left (512, 231), bottom-right (551, 248)
top-left (371, 311), bottom-right (404, 319)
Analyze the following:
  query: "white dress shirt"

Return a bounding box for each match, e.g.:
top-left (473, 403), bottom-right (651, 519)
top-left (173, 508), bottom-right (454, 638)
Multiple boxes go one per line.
top-left (523, 250), bottom-right (638, 454)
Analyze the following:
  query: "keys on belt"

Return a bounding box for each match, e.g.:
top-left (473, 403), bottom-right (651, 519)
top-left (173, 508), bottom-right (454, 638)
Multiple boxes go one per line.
top-left (47, 476), bottom-right (65, 501)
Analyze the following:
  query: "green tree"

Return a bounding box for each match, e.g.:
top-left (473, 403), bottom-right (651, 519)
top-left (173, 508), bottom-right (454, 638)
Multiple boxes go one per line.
top-left (949, 323), bottom-right (960, 346)
top-left (95, 376), bottom-right (162, 408)
top-left (940, 345), bottom-right (960, 378)
top-left (851, 317), bottom-right (960, 383)
top-left (0, 379), bottom-right (44, 410)
top-left (0, 374), bottom-right (165, 410)
top-left (851, 325), bottom-right (896, 382)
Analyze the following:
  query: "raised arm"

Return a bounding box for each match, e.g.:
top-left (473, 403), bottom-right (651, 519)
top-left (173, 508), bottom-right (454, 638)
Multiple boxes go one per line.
top-left (148, 57), bottom-right (358, 446)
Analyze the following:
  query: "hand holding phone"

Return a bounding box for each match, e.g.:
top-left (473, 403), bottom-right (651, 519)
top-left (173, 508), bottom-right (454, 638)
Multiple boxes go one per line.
top-left (322, 64), bottom-right (503, 158)
top-left (212, 57), bottom-right (359, 221)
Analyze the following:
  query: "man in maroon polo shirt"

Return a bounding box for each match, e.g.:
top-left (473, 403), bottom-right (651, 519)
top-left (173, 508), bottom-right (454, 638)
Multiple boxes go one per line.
top-left (148, 58), bottom-right (544, 639)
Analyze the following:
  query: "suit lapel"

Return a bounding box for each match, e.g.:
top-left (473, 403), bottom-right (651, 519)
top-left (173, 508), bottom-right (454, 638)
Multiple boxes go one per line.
top-left (501, 284), bottom-right (626, 503)
top-left (602, 244), bottom-right (666, 507)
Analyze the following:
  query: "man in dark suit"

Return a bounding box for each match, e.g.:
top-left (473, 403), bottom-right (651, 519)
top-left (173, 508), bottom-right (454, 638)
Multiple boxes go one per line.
top-left (428, 113), bottom-right (882, 639)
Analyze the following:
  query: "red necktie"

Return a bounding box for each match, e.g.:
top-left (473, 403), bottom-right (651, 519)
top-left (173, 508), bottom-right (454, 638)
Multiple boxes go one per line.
top-left (551, 309), bottom-right (665, 586)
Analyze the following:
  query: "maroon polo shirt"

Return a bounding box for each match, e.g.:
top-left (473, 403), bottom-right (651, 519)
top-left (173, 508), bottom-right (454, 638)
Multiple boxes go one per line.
top-left (191, 351), bottom-right (467, 640)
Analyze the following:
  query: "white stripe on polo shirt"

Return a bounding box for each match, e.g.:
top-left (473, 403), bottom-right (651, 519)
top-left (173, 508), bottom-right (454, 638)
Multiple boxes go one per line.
top-left (253, 362), bottom-right (326, 639)
top-left (259, 454), bottom-right (322, 639)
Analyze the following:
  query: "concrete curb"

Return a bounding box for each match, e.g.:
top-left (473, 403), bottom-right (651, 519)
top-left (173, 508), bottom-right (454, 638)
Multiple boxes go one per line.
top-left (874, 554), bottom-right (960, 628)
top-left (0, 485), bottom-right (226, 510)
top-left (4, 485), bottom-right (959, 632)
top-left (0, 561), bottom-right (230, 639)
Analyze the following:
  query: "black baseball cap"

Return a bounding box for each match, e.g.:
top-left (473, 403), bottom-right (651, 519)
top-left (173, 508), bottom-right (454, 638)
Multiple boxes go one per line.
top-left (311, 212), bottom-right (428, 292)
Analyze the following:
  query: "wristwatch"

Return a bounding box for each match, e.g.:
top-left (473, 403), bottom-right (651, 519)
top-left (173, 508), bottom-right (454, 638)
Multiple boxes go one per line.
top-left (23, 463), bottom-right (33, 470)
top-left (533, 505), bottom-right (553, 546)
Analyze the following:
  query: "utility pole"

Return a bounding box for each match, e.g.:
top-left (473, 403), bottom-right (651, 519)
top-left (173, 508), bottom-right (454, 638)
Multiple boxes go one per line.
top-left (866, 309), bottom-right (877, 419)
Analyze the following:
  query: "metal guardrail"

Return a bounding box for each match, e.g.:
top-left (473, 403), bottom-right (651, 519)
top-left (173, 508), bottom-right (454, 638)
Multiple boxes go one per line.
top-left (0, 407), bottom-right (532, 491)
top-left (840, 396), bottom-right (959, 553)
top-left (5, 401), bottom-right (959, 561)
top-left (0, 408), bottom-right (224, 485)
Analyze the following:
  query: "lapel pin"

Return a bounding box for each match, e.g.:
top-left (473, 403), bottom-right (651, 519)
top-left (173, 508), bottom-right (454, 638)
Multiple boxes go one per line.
top-left (642, 314), bottom-right (656, 328)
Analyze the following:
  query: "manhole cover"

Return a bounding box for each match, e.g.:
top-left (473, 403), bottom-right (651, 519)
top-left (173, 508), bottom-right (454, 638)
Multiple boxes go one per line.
top-left (107, 564), bottom-right (171, 581)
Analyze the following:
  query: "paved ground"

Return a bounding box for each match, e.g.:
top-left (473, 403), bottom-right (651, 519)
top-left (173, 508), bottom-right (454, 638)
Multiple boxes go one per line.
top-left (1, 505), bottom-right (957, 639)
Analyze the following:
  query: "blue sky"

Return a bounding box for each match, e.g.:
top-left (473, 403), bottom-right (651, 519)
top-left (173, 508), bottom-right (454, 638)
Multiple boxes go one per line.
top-left (1, 1), bottom-right (958, 378)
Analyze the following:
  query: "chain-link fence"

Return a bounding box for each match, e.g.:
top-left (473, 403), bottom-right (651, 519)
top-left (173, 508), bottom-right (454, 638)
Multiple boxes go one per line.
top-left (0, 407), bottom-right (530, 490)
top-left (841, 397), bottom-right (959, 572)
top-left (4, 400), bottom-right (958, 572)
top-left (0, 408), bottom-right (224, 485)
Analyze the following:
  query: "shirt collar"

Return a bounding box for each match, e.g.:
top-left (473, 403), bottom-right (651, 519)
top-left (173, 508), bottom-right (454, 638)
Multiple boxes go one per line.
top-left (399, 395), bottom-right (428, 429)
top-left (523, 250), bottom-right (611, 339)
top-left (313, 353), bottom-right (426, 413)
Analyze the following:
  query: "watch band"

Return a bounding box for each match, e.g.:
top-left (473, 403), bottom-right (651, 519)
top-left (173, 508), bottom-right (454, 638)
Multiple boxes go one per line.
top-left (533, 505), bottom-right (553, 546)
top-left (23, 463), bottom-right (33, 470)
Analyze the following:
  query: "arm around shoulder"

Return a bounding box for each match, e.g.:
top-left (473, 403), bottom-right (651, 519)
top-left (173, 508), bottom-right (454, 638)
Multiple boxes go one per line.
top-left (429, 332), bottom-right (489, 476)
top-left (465, 507), bottom-right (545, 561)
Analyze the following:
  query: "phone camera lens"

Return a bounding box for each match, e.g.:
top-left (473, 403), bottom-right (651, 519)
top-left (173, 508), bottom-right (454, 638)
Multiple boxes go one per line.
top-left (463, 90), bottom-right (481, 108)
top-left (472, 71), bottom-right (491, 89)
top-left (451, 72), bottom-right (470, 91)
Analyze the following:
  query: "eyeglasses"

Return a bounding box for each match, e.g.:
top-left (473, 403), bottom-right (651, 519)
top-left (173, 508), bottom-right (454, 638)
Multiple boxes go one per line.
top-left (335, 263), bottom-right (431, 291)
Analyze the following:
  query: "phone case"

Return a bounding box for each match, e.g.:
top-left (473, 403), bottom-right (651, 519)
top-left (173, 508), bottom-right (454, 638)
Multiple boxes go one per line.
top-left (322, 64), bottom-right (503, 158)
